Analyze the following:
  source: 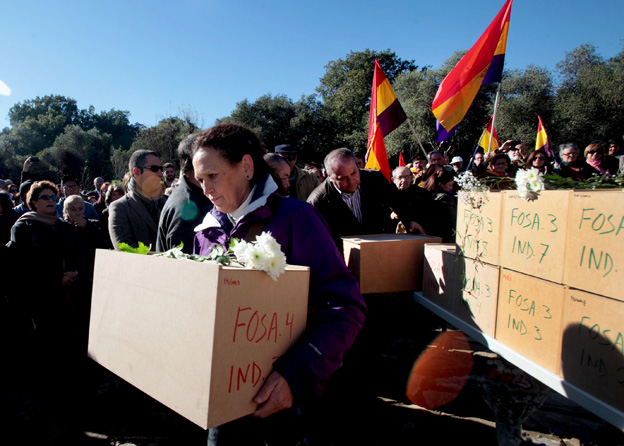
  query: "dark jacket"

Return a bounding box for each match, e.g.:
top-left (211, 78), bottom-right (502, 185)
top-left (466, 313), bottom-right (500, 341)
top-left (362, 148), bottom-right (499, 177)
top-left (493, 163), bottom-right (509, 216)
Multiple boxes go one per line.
top-left (156, 175), bottom-right (213, 253)
top-left (307, 169), bottom-right (410, 250)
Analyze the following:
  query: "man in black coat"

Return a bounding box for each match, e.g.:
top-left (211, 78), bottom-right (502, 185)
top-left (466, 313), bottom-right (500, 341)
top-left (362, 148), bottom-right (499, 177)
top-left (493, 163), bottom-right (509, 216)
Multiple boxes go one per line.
top-left (307, 148), bottom-right (423, 250)
top-left (156, 134), bottom-right (213, 253)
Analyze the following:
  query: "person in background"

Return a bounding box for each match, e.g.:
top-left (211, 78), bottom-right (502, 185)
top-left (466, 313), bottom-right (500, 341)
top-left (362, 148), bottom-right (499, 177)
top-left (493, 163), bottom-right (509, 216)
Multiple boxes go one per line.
top-left (0, 191), bottom-right (19, 246)
top-left (391, 165), bottom-right (433, 235)
top-left (56, 175), bottom-right (99, 222)
top-left (581, 141), bottom-right (612, 178)
top-left (432, 170), bottom-right (458, 243)
top-left (308, 148), bottom-right (424, 251)
top-left (108, 150), bottom-right (167, 249)
top-left (354, 151), bottom-right (366, 169)
top-left (13, 180), bottom-right (33, 216)
top-left (191, 123), bottom-right (365, 445)
top-left (525, 149), bottom-right (551, 174)
top-left (163, 162), bottom-right (178, 189)
top-left (483, 153), bottom-right (514, 189)
top-left (99, 184), bottom-right (125, 249)
top-left (156, 134), bottom-right (213, 254)
top-left (264, 153), bottom-right (291, 197)
top-left (553, 143), bottom-right (585, 181)
top-left (274, 144), bottom-right (319, 201)
top-left (450, 156), bottom-right (464, 173)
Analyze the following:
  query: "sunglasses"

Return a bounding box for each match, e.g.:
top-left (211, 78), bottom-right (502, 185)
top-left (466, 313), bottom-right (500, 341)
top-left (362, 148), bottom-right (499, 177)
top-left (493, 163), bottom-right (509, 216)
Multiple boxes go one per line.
top-left (586, 150), bottom-right (601, 155)
top-left (534, 156), bottom-right (546, 161)
top-left (9, 188), bottom-right (18, 193)
top-left (141, 165), bottom-right (164, 172)
top-left (37, 194), bottom-right (59, 202)
top-left (508, 148), bottom-right (520, 152)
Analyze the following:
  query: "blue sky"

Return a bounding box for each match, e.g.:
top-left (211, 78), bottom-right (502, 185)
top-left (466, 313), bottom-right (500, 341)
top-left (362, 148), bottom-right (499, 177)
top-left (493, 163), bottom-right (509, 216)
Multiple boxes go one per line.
top-left (1, 0), bottom-right (622, 131)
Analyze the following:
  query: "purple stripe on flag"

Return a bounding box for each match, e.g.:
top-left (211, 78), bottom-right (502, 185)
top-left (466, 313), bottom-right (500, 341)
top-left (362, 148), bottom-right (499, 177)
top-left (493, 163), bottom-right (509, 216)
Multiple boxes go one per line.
top-left (377, 99), bottom-right (407, 137)
top-left (482, 54), bottom-right (505, 85)
top-left (437, 120), bottom-right (457, 143)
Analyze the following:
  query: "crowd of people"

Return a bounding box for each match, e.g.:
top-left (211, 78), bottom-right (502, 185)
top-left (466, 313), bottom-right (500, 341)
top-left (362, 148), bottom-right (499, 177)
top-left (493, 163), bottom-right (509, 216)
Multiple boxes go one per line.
top-left (1, 126), bottom-right (621, 444)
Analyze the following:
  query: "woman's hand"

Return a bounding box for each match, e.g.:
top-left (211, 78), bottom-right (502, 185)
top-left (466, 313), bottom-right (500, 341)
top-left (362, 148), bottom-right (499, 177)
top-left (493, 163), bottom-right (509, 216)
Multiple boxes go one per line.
top-left (73, 215), bottom-right (87, 228)
top-left (252, 371), bottom-right (293, 418)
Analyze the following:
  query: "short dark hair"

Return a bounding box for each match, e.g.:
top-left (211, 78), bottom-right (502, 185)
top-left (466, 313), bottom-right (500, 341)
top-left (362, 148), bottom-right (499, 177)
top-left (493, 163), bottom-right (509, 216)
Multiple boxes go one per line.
top-left (163, 162), bottom-right (174, 169)
top-left (193, 124), bottom-right (268, 185)
top-left (178, 133), bottom-right (199, 174)
top-left (61, 174), bottom-right (79, 186)
top-left (129, 150), bottom-right (159, 172)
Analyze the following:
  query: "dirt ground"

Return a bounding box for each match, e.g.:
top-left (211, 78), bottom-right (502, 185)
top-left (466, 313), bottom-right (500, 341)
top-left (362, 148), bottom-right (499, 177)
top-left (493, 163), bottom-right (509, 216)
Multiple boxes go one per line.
top-left (4, 293), bottom-right (624, 445)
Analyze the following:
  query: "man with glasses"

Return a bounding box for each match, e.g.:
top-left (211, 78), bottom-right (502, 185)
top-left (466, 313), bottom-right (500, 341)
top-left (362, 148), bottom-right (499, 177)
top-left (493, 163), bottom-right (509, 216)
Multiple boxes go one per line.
top-left (56, 175), bottom-right (100, 221)
top-left (109, 150), bottom-right (168, 249)
top-left (275, 144), bottom-right (319, 201)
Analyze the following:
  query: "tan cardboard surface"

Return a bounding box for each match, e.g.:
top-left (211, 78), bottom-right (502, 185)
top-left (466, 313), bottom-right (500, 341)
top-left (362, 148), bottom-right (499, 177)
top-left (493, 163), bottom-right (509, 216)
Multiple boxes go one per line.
top-left (560, 288), bottom-right (624, 412)
top-left (456, 191), bottom-right (502, 265)
top-left (343, 234), bottom-right (442, 294)
top-left (422, 244), bottom-right (458, 312)
top-left (495, 269), bottom-right (565, 373)
top-left (88, 250), bottom-right (309, 429)
top-left (563, 190), bottom-right (624, 301)
top-left (455, 258), bottom-right (499, 338)
top-left (500, 190), bottom-right (570, 284)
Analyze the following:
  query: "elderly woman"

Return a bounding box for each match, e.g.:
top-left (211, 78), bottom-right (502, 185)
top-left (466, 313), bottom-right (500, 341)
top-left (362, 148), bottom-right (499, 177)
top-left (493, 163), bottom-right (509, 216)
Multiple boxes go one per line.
top-left (582, 141), bottom-right (611, 178)
top-left (525, 149), bottom-right (551, 174)
top-left (553, 143), bottom-right (585, 180)
top-left (192, 124), bottom-right (365, 444)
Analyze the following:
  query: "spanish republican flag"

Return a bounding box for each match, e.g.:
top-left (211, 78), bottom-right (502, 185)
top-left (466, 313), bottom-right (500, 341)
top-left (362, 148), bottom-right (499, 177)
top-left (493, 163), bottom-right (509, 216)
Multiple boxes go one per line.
top-left (366, 59), bottom-right (407, 181)
top-left (432, 0), bottom-right (513, 142)
top-left (535, 115), bottom-right (551, 157)
top-left (478, 116), bottom-right (499, 153)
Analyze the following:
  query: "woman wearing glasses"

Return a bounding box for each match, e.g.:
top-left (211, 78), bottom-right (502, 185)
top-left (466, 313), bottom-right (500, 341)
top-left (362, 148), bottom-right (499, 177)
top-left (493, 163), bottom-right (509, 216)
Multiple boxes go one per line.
top-left (7, 180), bottom-right (83, 437)
top-left (581, 141), bottom-right (612, 178)
top-left (525, 149), bottom-right (551, 174)
top-left (553, 143), bottom-right (585, 181)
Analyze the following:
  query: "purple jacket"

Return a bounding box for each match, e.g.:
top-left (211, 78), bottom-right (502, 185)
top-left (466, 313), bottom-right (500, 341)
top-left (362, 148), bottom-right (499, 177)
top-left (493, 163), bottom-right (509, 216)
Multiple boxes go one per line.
top-left (194, 186), bottom-right (366, 402)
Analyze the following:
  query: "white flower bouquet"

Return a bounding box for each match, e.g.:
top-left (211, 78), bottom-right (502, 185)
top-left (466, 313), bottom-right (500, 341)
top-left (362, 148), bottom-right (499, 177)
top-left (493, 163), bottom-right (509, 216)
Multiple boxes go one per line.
top-left (155, 231), bottom-right (287, 281)
top-left (514, 168), bottom-right (545, 201)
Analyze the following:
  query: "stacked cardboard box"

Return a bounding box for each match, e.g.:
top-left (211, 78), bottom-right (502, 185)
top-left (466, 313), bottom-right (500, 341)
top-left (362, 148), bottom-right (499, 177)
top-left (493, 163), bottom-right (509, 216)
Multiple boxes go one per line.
top-left (421, 189), bottom-right (624, 410)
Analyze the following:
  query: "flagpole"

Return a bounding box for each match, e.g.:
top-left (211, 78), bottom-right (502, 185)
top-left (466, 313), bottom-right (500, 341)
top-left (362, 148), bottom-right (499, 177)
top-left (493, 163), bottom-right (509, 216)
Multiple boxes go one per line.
top-left (406, 118), bottom-right (429, 158)
top-left (487, 83), bottom-right (502, 153)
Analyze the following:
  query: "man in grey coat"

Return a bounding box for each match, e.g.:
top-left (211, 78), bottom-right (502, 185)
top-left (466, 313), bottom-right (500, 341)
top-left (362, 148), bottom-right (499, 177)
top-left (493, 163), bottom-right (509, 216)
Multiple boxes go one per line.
top-left (108, 150), bottom-right (167, 249)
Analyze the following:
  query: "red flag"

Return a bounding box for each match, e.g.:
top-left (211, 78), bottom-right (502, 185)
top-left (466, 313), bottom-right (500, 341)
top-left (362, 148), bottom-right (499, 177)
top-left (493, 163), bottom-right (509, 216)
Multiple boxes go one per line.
top-left (399, 153), bottom-right (406, 166)
top-left (366, 59), bottom-right (407, 181)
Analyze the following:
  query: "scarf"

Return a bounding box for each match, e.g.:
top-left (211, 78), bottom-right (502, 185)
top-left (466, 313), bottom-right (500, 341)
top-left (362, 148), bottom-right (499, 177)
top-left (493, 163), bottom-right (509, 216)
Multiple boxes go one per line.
top-left (16, 211), bottom-right (60, 226)
top-left (586, 158), bottom-right (608, 174)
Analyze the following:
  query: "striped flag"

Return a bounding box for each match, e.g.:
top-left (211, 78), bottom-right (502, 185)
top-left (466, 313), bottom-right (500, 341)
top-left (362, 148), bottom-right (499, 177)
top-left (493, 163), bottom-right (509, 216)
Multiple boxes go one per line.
top-left (432, 0), bottom-right (513, 142)
top-left (366, 59), bottom-right (407, 181)
top-left (535, 115), bottom-right (551, 157)
top-left (478, 116), bottom-right (499, 153)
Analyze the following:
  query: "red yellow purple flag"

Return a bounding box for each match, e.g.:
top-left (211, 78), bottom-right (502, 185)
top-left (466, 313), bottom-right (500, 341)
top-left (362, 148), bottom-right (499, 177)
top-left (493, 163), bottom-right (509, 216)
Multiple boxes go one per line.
top-left (535, 115), bottom-right (551, 157)
top-left (432, 0), bottom-right (513, 142)
top-left (366, 59), bottom-right (407, 181)
top-left (478, 116), bottom-right (499, 153)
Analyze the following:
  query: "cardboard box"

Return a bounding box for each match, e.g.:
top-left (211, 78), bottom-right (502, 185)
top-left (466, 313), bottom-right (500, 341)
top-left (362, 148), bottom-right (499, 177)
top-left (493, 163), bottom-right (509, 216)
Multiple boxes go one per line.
top-left (88, 250), bottom-right (309, 429)
top-left (495, 269), bottom-right (565, 373)
top-left (456, 190), bottom-right (502, 265)
top-left (455, 257), bottom-right (500, 338)
top-left (422, 243), bottom-right (458, 312)
top-left (343, 234), bottom-right (442, 294)
top-left (563, 190), bottom-right (624, 301)
top-left (499, 190), bottom-right (571, 284)
top-left (560, 288), bottom-right (624, 412)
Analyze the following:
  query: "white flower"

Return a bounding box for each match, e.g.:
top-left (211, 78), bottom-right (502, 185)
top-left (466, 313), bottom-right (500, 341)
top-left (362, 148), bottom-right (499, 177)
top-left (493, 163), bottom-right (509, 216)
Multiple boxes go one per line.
top-left (255, 231), bottom-right (281, 255)
top-left (231, 239), bottom-right (251, 263)
top-left (265, 251), bottom-right (287, 281)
